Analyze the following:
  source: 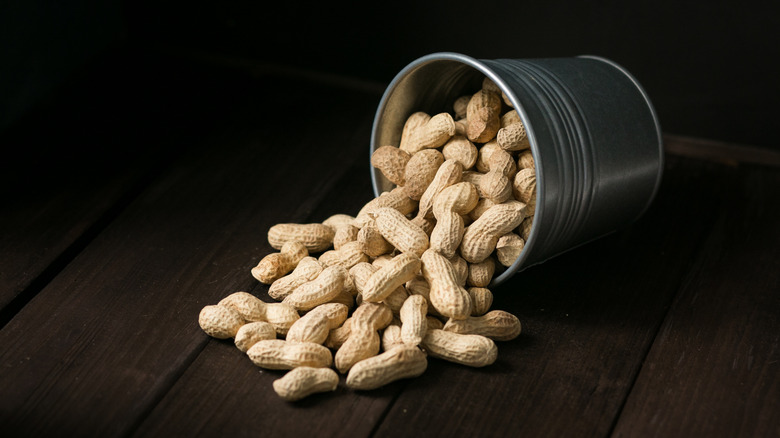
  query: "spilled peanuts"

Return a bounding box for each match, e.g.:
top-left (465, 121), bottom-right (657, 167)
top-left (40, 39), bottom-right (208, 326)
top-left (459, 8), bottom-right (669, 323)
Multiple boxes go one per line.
top-left (198, 75), bottom-right (533, 401)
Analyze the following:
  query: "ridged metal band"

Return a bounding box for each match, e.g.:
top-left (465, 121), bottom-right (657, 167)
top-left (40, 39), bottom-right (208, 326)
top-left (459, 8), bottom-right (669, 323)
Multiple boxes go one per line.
top-left (490, 59), bottom-right (596, 253)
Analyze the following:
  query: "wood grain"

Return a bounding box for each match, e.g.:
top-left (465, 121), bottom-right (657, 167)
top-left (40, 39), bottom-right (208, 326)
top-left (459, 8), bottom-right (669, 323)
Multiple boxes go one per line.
top-left (0, 76), bottom-right (381, 436)
top-left (611, 165), bottom-right (780, 437)
top-left (0, 167), bottom-right (136, 319)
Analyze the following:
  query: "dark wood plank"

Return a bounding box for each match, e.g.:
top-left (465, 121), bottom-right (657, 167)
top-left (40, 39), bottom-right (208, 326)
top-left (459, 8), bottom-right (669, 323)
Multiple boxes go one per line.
top-left (0, 77), bottom-right (382, 436)
top-left (611, 165), bottom-right (780, 437)
top-left (371, 156), bottom-right (738, 437)
top-left (0, 47), bottom-right (259, 323)
top-left (0, 166), bottom-right (136, 319)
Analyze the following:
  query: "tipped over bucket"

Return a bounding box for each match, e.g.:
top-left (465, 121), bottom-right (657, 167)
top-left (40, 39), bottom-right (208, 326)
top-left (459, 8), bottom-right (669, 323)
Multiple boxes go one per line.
top-left (371, 52), bottom-right (663, 286)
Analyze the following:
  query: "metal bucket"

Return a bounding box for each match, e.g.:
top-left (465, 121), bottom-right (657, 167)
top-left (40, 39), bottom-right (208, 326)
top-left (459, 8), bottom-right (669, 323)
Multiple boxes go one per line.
top-left (370, 52), bottom-right (663, 286)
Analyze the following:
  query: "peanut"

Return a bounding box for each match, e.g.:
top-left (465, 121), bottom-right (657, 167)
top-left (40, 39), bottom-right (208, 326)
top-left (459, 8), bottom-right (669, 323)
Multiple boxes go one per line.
top-left (328, 288), bottom-right (356, 311)
top-left (466, 89), bottom-right (501, 143)
top-left (381, 324), bottom-right (404, 351)
top-left (332, 224), bottom-right (359, 250)
top-left (421, 249), bottom-right (472, 320)
top-left (443, 310), bottom-right (522, 341)
top-left (269, 257), bottom-right (323, 301)
top-left (429, 182), bottom-right (479, 258)
top-left (323, 215), bottom-right (359, 250)
top-left (475, 140), bottom-right (503, 173)
top-left (382, 284), bottom-right (411, 316)
top-left (475, 141), bottom-right (517, 178)
top-left (461, 170), bottom-right (512, 204)
top-left (421, 329), bottom-right (497, 367)
top-left (324, 318), bottom-right (351, 350)
top-left (373, 207), bottom-right (429, 257)
top-left (468, 287), bottom-right (494, 316)
top-left (460, 201), bottom-right (527, 263)
top-left (426, 315), bottom-right (445, 330)
top-left (432, 181), bottom-right (479, 216)
top-left (481, 77), bottom-right (502, 95)
top-left (453, 95), bottom-right (470, 119)
top-left (322, 214), bottom-right (356, 229)
top-left (361, 252), bottom-right (421, 303)
top-left (317, 241), bottom-right (369, 270)
top-left (342, 268), bottom-right (357, 297)
top-left (454, 118), bottom-right (468, 136)
top-left (410, 215), bottom-right (436, 237)
top-left (268, 223), bottom-right (335, 253)
top-left (317, 250), bottom-right (337, 266)
top-left (247, 339), bottom-right (333, 370)
top-left (415, 159), bottom-right (463, 220)
top-left (218, 291), bottom-right (299, 336)
top-left (405, 275), bottom-right (429, 296)
top-left (352, 260), bottom-right (409, 314)
top-left (334, 302), bottom-right (393, 373)
top-left (286, 303), bottom-right (349, 344)
top-left (217, 292), bottom-right (271, 322)
top-left (403, 149), bottom-right (445, 200)
top-left (399, 111), bottom-right (431, 151)
top-left (404, 274), bottom-right (428, 294)
top-left (496, 232), bottom-right (525, 267)
top-left (355, 186), bottom-right (418, 228)
top-left (235, 321), bottom-right (276, 352)
top-left (199, 304), bottom-right (244, 339)
top-left (517, 149), bottom-right (535, 170)
top-left (282, 266), bottom-right (348, 312)
top-left (371, 145), bottom-right (411, 186)
top-left (497, 120), bottom-right (530, 152)
top-left (357, 220), bottom-right (394, 257)
top-left (370, 254), bottom-right (395, 270)
top-left (273, 367), bottom-right (339, 401)
top-left (400, 112), bottom-right (456, 155)
top-left (399, 294), bottom-right (428, 346)
top-left (346, 345), bottom-right (427, 390)
top-left (404, 275), bottom-right (441, 317)
top-left (519, 216), bottom-right (533, 241)
top-left (252, 241), bottom-right (308, 284)
top-left (467, 257), bottom-right (495, 288)
top-left (441, 135), bottom-right (478, 170)
top-left (349, 262), bottom-right (376, 294)
top-left (501, 91), bottom-right (514, 108)
top-left (513, 168), bottom-right (537, 216)
top-left (462, 213), bottom-right (474, 227)
top-left (500, 110), bottom-right (522, 128)
top-left (448, 254), bottom-right (468, 287)
top-left (468, 198), bottom-right (497, 222)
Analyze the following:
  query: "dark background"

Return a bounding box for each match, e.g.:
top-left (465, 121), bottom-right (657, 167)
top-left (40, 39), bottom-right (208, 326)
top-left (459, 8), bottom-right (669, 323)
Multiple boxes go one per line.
top-left (2, 3), bottom-right (779, 436)
top-left (2, 0), bottom-right (779, 149)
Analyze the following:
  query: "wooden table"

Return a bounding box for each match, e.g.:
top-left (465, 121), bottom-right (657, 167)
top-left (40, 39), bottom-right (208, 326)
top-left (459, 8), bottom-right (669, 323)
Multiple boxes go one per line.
top-left (1, 48), bottom-right (778, 437)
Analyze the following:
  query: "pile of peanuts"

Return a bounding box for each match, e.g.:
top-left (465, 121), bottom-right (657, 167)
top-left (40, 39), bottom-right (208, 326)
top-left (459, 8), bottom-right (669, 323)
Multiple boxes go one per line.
top-left (198, 76), bottom-right (537, 401)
